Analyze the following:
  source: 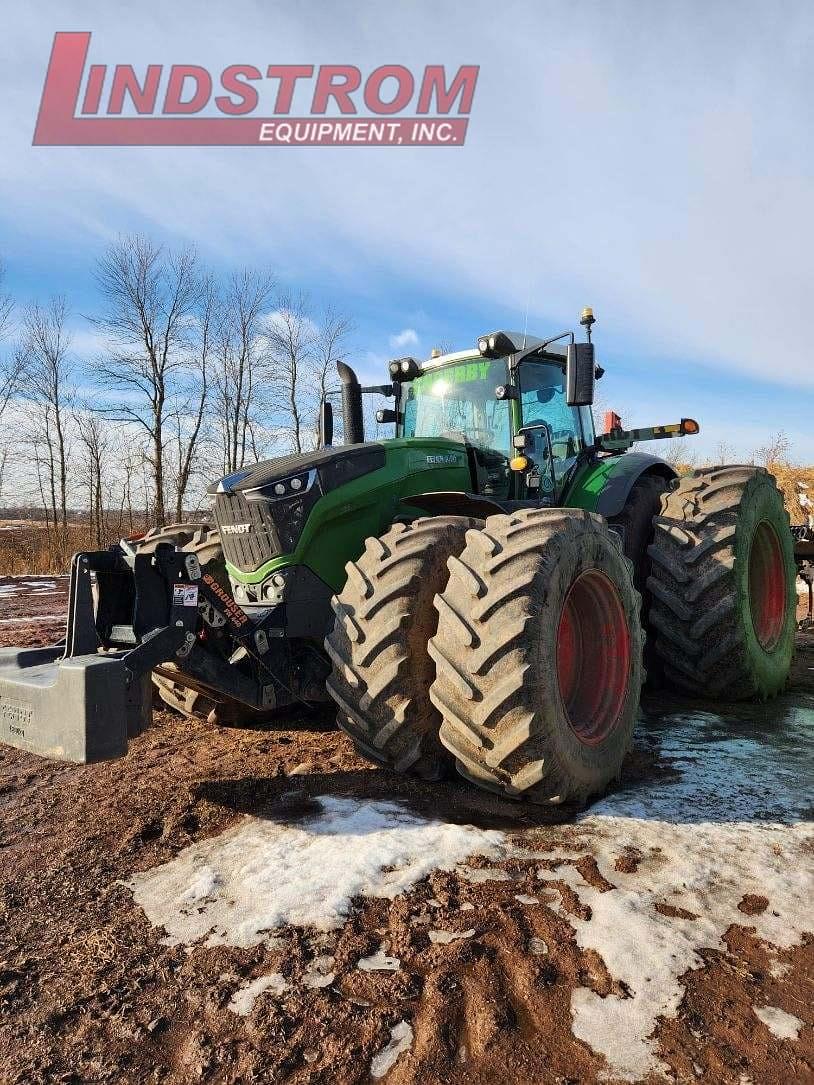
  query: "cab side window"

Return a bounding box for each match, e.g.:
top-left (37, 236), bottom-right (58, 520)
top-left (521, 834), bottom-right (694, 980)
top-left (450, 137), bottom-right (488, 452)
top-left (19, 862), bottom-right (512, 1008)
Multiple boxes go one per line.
top-left (519, 360), bottom-right (585, 481)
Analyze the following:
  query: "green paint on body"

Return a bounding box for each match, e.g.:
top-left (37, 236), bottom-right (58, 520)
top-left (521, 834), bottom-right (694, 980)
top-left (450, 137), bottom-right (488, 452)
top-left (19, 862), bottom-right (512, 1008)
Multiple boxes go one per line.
top-left (227, 437), bottom-right (471, 591)
top-left (564, 458), bottom-right (620, 511)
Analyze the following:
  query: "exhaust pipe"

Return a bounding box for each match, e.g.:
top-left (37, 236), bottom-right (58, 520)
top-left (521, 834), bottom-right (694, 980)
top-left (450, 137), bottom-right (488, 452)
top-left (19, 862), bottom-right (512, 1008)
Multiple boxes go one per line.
top-left (337, 361), bottom-right (364, 445)
top-left (318, 397), bottom-right (334, 448)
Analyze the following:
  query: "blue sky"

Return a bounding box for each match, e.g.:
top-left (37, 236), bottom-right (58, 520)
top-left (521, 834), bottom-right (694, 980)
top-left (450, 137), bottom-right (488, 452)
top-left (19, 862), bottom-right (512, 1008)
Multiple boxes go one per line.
top-left (1, 0), bottom-right (813, 462)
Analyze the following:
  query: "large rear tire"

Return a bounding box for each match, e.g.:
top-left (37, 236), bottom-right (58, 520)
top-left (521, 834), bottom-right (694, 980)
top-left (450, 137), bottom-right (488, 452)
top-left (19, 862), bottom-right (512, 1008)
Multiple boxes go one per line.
top-left (609, 475), bottom-right (669, 595)
top-left (325, 516), bottom-right (482, 780)
top-left (646, 466), bottom-right (796, 700)
top-left (609, 474), bottom-right (670, 684)
top-left (429, 509), bottom-right (643, 805)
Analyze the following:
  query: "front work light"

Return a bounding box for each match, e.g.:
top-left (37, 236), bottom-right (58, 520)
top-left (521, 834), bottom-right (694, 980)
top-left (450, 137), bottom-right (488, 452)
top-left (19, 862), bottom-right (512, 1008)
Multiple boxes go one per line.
top-left (389, 357), bottom-right (421, 381)
top-left (477, 330), bottom-right (517, 359)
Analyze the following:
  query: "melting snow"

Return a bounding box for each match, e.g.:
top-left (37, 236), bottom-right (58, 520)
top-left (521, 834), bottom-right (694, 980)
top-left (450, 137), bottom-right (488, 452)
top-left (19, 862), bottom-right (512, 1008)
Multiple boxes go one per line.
top-left (428, 928), bottom-right (476, 944)
top-left (533, 707), bottom-right (814, 1083)
top-left (358, 948), bottom-right (401, 971)
top-left (753, 1004), bottom-right (803, 1041)
top-left (228, 973), bottom-right (288, 1015)
top-left (302, 954), bottom-right (335, 988)
top-left (370, 1020), bottom-right (414, 1078)
top-left (129, 796), bottom-right (505, 947)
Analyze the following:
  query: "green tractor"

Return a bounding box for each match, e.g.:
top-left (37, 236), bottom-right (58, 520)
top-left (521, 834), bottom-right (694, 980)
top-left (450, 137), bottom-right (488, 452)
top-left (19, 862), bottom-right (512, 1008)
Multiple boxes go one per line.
top-left (0, 311), bottom-right (799, 806)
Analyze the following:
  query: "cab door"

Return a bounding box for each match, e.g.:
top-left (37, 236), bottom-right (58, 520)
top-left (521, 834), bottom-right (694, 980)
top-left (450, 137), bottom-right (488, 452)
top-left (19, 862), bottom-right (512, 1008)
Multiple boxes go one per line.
top-left (518, 359), bottom-right (590, 502)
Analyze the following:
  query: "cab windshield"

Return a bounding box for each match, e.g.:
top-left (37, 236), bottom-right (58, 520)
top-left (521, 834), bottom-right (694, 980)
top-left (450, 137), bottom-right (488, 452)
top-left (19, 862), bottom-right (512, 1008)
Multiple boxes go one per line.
top-left (401, 358), bottom-right (511, 456)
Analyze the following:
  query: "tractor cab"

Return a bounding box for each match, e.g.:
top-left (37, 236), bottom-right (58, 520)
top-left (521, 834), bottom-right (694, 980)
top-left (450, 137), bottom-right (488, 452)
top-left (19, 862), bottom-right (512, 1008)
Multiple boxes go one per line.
top-left (394, 338), bottom-right (595, 503)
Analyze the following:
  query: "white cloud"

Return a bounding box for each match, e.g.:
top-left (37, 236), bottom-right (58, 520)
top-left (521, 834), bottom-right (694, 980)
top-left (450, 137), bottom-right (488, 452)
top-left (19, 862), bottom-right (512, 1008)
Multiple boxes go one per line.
top-left (389, 328), bottom-right (419, 350)
top-left (2, 0), bottom-right (814, 398)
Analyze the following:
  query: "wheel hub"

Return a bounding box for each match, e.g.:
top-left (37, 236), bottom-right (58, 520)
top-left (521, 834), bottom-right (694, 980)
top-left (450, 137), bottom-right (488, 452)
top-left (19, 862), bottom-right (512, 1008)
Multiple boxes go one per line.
top-left (556, 570), bottom-right (631, 746)
top-left (748, 520), bottom-right (787, 650)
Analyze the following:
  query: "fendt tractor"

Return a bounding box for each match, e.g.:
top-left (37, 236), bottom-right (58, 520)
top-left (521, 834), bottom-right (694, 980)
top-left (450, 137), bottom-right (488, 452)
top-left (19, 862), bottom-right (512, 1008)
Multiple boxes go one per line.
top-left (0, 311), bottom-right (805, 806)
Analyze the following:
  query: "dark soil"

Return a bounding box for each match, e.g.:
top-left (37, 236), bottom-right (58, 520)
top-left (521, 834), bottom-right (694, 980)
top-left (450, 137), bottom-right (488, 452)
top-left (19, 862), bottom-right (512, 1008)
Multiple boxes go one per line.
top-left (0, 582), bottom-right (811, 1084)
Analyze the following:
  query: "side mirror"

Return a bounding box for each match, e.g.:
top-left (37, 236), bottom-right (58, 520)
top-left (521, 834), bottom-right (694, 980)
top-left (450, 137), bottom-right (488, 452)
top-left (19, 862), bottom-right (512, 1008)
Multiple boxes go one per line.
top-left (318, 398), bottom-right (333, 448)
top-left (565, 342), bottom-right (595, 406)
top-left (376, 408), bottom-right (398, 424)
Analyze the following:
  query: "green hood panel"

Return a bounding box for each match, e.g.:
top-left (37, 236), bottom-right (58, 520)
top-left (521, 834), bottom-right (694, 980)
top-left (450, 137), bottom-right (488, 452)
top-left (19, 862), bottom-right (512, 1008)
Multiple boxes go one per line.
top-left (226, 437), bottom-right (472, 590)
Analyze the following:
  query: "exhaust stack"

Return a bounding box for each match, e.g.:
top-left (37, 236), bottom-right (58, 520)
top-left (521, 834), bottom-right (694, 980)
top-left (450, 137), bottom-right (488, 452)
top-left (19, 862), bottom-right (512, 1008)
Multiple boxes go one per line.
top-left (337, 361), bottom-right (364, 445)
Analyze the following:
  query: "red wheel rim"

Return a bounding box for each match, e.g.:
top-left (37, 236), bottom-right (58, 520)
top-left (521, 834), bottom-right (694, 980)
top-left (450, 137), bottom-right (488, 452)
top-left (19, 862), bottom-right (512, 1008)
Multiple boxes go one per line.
top-left (556, 570), bottom-right (631, 746)
top-left (748, 520), bottom-right (787, 650)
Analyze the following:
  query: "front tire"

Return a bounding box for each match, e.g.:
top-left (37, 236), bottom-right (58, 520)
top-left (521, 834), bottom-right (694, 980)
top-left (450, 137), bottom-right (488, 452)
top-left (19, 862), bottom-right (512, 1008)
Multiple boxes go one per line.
top-left (325, 516), bottom-right (481, 780)
top-left (646, 466), bottom-right (796, 700)
top-left (429, 509), bottom-right (643, 805)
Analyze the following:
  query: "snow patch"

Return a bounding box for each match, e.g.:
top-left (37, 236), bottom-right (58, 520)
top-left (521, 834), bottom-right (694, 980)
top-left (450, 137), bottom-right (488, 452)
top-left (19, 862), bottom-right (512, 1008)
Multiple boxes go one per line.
top-left (531, 708), bottom-right (814, 1083)
top-left (428, 928), bottom-right (476, 944)
top-left (753, 1004), bottom-right (803, 1041)
top-left (358, 948), bottom-right (400, 971)
top-left (370, 1020), bottom-right (414, 1078)
top-left (129, 796), bottom-right (505, 947)
top-left (302, 954), bottom-right (335, 988)
top-left (228, 973), bottom-right (287, 1015)
top-left (0, 614), bottom-right (66, 625)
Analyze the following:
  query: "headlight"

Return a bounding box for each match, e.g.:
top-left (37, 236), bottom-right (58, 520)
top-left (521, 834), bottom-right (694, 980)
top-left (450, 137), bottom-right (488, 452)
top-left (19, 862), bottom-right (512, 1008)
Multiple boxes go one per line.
top-left (247, 470), bottom-right (316, 501)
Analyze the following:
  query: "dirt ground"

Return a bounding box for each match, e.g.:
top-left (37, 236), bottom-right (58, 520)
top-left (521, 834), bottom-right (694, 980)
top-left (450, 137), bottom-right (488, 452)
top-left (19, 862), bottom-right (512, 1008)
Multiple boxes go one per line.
top-left (0, 580), bottom-right (811, 1085)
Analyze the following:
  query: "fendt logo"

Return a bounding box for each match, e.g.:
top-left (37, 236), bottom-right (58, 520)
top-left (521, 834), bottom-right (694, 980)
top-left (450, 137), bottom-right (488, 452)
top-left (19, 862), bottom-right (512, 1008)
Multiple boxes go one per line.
top-left (33, 33), bottom-right (479, 147)
top-left (221, 523), bottom-right (252, 535)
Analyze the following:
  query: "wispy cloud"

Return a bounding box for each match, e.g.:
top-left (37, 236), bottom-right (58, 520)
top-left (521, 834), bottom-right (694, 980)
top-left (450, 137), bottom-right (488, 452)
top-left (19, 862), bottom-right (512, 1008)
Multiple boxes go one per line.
top-left (389, 328), bottom-right (419, 350)
top-left (2, 0), bottom-right (814, 416)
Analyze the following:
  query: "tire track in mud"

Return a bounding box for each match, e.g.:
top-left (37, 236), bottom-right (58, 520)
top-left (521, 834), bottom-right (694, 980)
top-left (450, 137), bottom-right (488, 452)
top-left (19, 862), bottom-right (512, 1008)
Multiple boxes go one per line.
top-left (0, 583), bottom-right (811, 1083)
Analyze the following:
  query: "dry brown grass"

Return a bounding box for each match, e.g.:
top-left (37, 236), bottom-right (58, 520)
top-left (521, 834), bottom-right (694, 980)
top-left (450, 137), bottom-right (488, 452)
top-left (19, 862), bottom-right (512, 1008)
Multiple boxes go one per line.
top-left (766, 461), bottom-right (814, 524)
top-left (2, 455), bottom-right (811, 577)
top-left (0, 521), bottom-right (147, 575)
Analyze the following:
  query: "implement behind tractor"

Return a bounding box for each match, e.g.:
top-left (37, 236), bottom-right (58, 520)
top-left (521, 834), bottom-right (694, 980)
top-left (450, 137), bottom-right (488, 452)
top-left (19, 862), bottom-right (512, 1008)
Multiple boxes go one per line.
top-left (0, 311), bottom-right (804, 806)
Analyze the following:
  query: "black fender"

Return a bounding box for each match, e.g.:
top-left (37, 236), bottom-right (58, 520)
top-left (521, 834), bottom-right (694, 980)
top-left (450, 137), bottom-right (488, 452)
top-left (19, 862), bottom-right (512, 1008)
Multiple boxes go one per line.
top-left (399, 490), bottom-right (506, 520)
top-left (592, 453), bottom-right (677, 519)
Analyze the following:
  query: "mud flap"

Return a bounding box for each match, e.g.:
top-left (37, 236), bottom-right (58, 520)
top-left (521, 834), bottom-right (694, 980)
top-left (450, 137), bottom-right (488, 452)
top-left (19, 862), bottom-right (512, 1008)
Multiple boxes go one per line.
top-left (0, 647), bottom-right (148, 763)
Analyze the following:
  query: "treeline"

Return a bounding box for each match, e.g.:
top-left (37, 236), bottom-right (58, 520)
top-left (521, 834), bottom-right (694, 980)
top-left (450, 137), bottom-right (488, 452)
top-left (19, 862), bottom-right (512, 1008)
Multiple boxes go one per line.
top-left (0, 237), bottom-right (355, 566)
top-left (660, 433), bottom-right (814, 526)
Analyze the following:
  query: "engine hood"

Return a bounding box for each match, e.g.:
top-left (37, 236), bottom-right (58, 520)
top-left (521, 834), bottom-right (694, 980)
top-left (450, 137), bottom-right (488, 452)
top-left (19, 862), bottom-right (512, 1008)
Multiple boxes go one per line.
top-left (208, 442), bottom-right (386, 496)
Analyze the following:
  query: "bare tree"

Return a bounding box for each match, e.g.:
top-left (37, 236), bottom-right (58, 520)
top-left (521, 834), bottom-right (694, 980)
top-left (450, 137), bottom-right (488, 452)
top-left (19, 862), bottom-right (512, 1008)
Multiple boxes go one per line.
top-left (212, 268), bottom-right (276, 474)
top-left (0, 262), bottom-right (19, 421)
top-left (21, 297), bottom-right (74, 547)
top-left (168, 273), bottom-right (219, 519)
top-left (266, 291), bottom-right (314, 454)
top-left (714, 439), bottom-right (734, 465)
top-left (92, 235), bottom-right (202, 525)
top-left (310, 306), bottom-right (353, 443)
top-left (75, 408), bottom-right (110, 546)
top-left (661, 438), bottom-right (697, 472)
top-left (754, 432), bottom-right (791, 469)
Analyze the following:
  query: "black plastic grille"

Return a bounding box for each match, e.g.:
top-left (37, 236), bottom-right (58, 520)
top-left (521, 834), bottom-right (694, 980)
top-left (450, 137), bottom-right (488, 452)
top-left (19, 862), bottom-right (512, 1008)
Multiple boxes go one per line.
top-left (215, 492), bottom-right (279, 571)
top-left (215, 482), bottom-right (324, 573)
